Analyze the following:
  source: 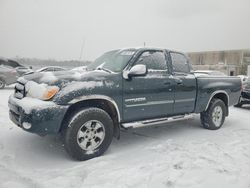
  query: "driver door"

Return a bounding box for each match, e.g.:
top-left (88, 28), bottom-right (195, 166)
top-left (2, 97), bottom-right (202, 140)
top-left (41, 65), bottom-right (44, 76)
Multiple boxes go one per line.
top-left (122, 50), bottom-right (175, 122)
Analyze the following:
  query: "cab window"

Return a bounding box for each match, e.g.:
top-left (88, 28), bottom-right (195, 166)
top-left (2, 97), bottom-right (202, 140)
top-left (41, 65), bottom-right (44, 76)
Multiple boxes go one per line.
top-left (170, 53), bottom-right (190, 73)
top-left (135, 51), bottom-right (168, 71)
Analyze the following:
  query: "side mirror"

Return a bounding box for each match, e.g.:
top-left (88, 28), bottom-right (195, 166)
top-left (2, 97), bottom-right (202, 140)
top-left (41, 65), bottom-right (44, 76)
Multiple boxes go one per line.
top-left (123, 64), bottom-right (147, 80)
top-left (128, 64), bottom-right (147, 77)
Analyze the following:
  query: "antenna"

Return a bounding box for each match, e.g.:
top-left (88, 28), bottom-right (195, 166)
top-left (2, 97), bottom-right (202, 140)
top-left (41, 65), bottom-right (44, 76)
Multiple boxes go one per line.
top-left (79, 37), bottom-right (86, 61)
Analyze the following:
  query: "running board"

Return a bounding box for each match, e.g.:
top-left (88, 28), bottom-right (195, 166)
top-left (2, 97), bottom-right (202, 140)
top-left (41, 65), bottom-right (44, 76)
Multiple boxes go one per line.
top-left (121, 114), bottom-right (194, 129)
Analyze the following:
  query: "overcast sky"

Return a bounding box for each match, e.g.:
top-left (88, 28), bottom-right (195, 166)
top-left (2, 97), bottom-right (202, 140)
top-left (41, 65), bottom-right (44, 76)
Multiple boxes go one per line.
top-left (0, 0), bottom-right (250, 60)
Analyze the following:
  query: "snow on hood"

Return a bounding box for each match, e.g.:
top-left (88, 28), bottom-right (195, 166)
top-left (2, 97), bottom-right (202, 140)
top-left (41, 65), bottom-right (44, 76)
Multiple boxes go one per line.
top-left (25, 81), bottom-right (48, 99)
top-left (20, 69), bottom-right (117, 103)
top-left (20, 70), bottom-right (117, 103)
top-left (22, 69), bottom-right (111, 87)
top-left (55, 80), bottom-right (115, 101)
top-left (60, 81), bottom-right (103, 93)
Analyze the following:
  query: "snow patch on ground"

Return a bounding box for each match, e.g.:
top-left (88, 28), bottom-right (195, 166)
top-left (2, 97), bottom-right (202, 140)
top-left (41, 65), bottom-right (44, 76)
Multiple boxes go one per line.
top-left (1, 87), bottom-right (250, 188)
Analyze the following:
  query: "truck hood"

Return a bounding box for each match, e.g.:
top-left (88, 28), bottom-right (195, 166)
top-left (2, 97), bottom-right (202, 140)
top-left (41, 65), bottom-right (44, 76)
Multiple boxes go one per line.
top-left (23, 70), bottom-right (113, 87)
top-left (21, 70), bottom-right (120, 104)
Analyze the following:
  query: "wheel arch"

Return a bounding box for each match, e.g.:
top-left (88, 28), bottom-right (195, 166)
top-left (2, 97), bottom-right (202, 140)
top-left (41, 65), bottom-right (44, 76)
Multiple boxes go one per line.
top-left (0, 76), bottom-right (6, 88)
top-left (0, 76), bottom-right (6, 81)
top-left (60, 96), bottom-right (121, 139)
top-left (205, 90), bottom-right (229, 116)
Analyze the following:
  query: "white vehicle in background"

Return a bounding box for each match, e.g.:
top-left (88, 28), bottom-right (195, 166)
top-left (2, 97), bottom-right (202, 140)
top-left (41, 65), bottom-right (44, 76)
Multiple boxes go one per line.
top-left (24, 66), bottom-right (67, 75)
top-left (0, 57), bottom-right (32, 76)
top-left (0, 65), bottom-right (19, 89)
top-left (71, 66), bottom-right (87, 72)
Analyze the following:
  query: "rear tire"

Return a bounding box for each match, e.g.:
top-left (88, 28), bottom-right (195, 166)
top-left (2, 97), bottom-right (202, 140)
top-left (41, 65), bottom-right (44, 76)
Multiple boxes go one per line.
top-left (0, 78), bottom-right (5, 89)
top-left (200, 98), bottom-right (226, 130)
top-left (62, 107), bottom-right (114, 161)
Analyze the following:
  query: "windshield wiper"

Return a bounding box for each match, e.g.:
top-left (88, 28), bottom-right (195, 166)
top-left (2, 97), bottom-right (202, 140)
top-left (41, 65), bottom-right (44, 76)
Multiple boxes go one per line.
top-left (95, 67), bottom-right (112, 73)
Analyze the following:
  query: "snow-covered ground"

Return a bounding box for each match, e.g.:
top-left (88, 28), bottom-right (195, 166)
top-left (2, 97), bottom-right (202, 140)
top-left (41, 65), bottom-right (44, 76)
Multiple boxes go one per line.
top-left (0, 87), bottom-right (250, 188)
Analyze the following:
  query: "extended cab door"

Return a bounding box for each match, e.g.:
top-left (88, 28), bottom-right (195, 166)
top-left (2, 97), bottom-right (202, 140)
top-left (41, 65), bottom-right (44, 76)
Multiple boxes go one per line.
top-left (170, 52), bottom-right (196, 114)
top-left (122, 50), bottom-right (175, 122)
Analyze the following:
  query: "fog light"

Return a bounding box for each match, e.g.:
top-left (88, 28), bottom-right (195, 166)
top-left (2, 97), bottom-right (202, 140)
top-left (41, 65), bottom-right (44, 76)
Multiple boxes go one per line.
top-left (22, 122), bottom-right (32, 130)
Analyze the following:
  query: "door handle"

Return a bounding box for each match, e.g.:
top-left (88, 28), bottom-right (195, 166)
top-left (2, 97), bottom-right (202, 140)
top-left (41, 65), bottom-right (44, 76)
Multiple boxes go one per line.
top-left (164, 82), bottom-right (171, 85)
top-left (174, 78), bottom-right (183, 85)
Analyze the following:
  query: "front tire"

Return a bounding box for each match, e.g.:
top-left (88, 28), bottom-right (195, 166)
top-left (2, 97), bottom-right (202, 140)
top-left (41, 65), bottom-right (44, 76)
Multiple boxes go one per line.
top-left (200, 98), bottom-right (226, 130)
top-left (62, 108), bottom-right (114, 161)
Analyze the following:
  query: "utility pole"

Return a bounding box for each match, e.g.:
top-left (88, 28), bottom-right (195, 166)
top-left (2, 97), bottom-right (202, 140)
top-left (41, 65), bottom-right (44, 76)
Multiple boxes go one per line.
top-left (240, 50), bottom-right (244, 65)
top-left (79, 37), bottom-right (86, 63)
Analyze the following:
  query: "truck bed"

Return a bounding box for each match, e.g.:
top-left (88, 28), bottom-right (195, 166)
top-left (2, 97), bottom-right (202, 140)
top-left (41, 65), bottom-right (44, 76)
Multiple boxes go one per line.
top-left (194, 76), bottom-right (241, 113)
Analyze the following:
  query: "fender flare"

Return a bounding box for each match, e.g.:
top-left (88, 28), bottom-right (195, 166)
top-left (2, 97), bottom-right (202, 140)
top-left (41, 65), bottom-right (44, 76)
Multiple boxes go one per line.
top-left (68, 95), bottom-right (121, 123)
top-left (205, 90), bottom-right (229, 111)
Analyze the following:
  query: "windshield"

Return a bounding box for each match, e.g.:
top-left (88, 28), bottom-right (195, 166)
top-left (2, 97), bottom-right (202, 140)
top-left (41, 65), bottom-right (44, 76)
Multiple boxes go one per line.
top-left (87, 49), bottom-right (135, 72)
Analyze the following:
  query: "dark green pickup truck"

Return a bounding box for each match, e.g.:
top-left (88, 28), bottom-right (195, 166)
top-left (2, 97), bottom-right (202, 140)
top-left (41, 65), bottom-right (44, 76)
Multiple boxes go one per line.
top-left (8, 48), bottom-right (241, 160)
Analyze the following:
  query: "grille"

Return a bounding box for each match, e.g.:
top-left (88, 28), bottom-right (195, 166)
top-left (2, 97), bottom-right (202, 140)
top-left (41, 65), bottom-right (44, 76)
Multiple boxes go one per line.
top-left (14, 78), bottom-right (27, 99)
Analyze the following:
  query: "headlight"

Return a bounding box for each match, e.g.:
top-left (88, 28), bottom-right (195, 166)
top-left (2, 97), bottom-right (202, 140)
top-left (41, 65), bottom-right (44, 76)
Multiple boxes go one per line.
top-left (41, 86), bottom-right (60, 100)
top-left (25, 81), bottom-right (59, 100)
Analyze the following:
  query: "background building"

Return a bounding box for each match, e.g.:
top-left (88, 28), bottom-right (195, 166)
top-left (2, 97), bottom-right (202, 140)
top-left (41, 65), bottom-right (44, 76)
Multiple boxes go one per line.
top-left (187, 49), bottom-right (250, 76)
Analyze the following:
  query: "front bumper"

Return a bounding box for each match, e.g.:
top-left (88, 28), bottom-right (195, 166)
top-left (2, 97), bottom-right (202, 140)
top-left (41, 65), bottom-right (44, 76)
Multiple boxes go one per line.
top-left (8, 94), bottom-right (69, 136)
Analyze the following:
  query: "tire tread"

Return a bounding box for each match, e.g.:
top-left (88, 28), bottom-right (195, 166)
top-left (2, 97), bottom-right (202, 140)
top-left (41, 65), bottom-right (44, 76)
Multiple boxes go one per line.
top-left (200, 98), bottom-right (226, 130)
top-left (62, 107), bottom-right (114, 161)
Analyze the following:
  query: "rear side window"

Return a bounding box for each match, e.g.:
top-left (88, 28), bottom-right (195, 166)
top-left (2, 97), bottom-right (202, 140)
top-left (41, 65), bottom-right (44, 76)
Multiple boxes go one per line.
top-left (170, 53), bottom-right (190, 73)
top-left (135, 51), bottom-right (167, 71)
